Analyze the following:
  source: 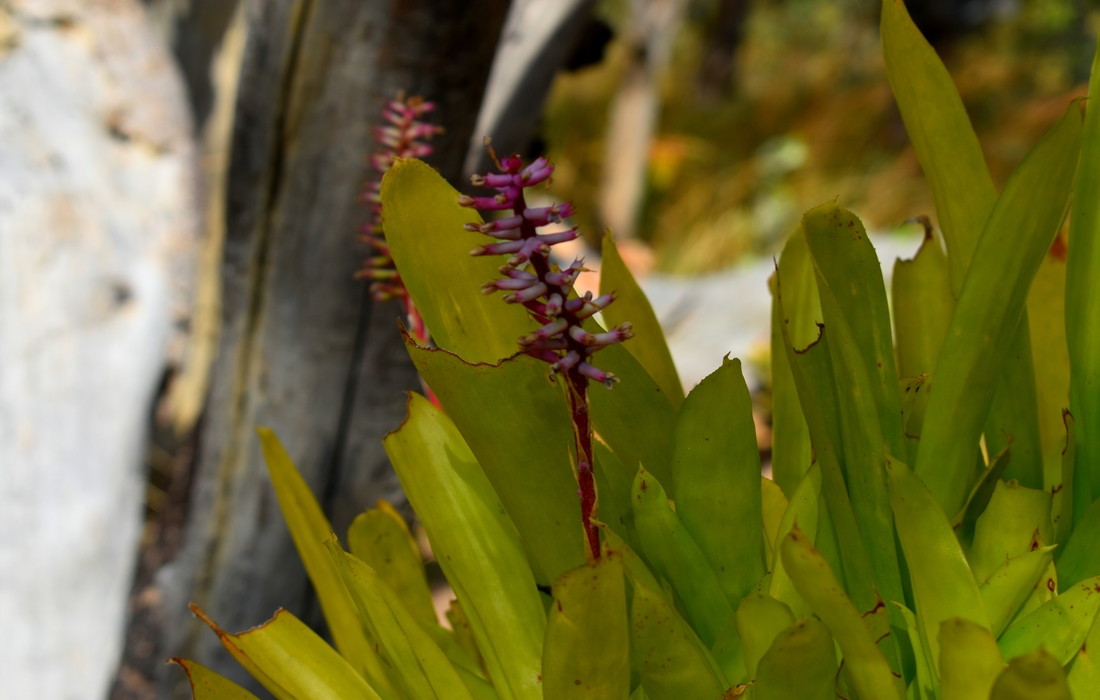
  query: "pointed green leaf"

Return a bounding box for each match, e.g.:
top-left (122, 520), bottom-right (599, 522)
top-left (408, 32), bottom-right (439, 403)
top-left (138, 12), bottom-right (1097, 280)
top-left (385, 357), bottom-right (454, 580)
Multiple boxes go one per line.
top-left (172, 658), bottom-right (262, 700)
top-left (894, 603), bottom-right (935, 700)
top-left (893, 231), bottom-right (953, 381)
top-left (405, 343), bottom-right (584, 584)
top-left (599, 232), bottom-right (684, 408)
top-left (191, 606), bottom-right (383, 700)
top-left (382, 158), bottom-right (531, 363)
top-left (255, 428), bottom-right (393, 692)
top-left (1057, 497), bottom-right (1100, 591)
top-left (768, 233), bottom-right (819, 497)
top-left (672, 357), bottom-right (765, 608)
top-left (751, 617), bottom-right (837, 700)
top-left (915, 102), bottom-right (1083, 516)
top-left (980, 547), bottom-right (1057, 638)
top-left (1054, 412), bottom-right (1076, 550)
top-left (999, 576), bottom-right (1100, 665)
top-left (327, 542), bottom-right (474, 700)
top-left (1067, 613), bottom-right (1100, 699)
top-left (969, 480), bottom-right (1053, 583)
top-left (631, 467), bottom-right (733, 646)
top-left (990, 648), bottom-right (1071, 700)
top-left (347, 501), bottom-right (438, 633)
top-left (630, 582), bottom-right (726, 700)
top-left (761, 477), bottom-right (788, 571)
top-left (1027, 245), bottom-right (1072, 456)
top-left (543, 553), bottom-right (630, 700)
top-left (887, 456), bottom-right (989, 672)
top-left (1066, 35), bottom-right (1100, 513)
top-left (769, 464), bottom-right (821, 619)
top-left (734, 592), bottom-right (795, 679)
top-left (383, 393), bottom-right (545, 700)
top-left (938, 618), bottom-right (1005, 700)
top-left (779, 525), bottom-right (905, 700)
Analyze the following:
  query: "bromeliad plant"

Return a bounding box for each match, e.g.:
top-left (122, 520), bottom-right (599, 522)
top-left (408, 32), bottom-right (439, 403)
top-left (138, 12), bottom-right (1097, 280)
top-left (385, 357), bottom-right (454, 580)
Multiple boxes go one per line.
top-left (175, 2), bottom-right (1100, 699)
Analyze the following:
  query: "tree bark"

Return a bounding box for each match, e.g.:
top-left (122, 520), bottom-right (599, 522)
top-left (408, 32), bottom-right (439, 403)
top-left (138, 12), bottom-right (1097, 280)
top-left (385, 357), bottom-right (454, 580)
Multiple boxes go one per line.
top-left (158, 1), bottom-right (509, 696)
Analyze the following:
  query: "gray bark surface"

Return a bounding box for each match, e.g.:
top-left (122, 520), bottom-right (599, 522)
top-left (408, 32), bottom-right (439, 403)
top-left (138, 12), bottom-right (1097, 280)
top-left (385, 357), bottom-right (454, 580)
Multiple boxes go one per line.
top-left (158, 1), bottom-right (509, 695)
top-left (0, 1), bottom-right (199, 698)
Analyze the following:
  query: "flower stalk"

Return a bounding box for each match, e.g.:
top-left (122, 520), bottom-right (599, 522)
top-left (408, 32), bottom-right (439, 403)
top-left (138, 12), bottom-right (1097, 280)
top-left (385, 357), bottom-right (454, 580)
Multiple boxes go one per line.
top-left (460, 142), bottom-right (633, 560)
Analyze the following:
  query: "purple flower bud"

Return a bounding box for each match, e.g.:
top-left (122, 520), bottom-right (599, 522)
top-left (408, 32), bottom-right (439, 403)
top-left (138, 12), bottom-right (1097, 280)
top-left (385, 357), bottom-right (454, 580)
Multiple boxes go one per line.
top-left (577, 362), bottom-right (619, 387)
top-left (471, 172), bottom-right (515, 188)
top-left (551, 350), bottom-right (582, 373)
top-left (503, 282), bottom-right (548, 304)
top-left (519, 318), bottom-right (569, 346)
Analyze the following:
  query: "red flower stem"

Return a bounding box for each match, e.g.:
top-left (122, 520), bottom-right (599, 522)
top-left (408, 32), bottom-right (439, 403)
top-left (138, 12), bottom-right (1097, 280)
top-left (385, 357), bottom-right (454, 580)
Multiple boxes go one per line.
top-left (513, 188), bottom-right (601, 560)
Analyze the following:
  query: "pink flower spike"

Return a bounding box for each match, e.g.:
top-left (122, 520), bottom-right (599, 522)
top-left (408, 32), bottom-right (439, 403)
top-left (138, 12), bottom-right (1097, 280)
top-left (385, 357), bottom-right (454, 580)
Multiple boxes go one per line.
top-left (472, 239), bottom-right (526, 256)
top-left (577, 362), bottom-right (619, 388)
top-left (481, 215), bottom-right (524, 232)
top-left (503, 282), bottom-right (548, 304)
top-left (501, 266), bottom-right (538, 281)
top-left (464, 222), bottom-right (521, 240)
top-left (493, 277), bottom-right (541, 292)
top-left (501, 154), bottom-right (524, 172)
top-left (525, 348), bottom-right (562, 364)
top-left (545, 293), bottom-right (564, 317)
top-left (588, 323), bottom-right (634, 346)
top-left (471, 172), bottom-right (515, 188)
top-left (537, 228), bottom-right (580, 246)
top-left (552, 350), bottom-right (582, 373)
top-left (519, 317), bottom-right (568, 346)
top-left (457, 194), bottom-right (516, 211)
top-left (526, 337), bottom-right (569, 351)
top-left (574, 293), bottom-right (615, 319)
top-left (568, 325), bottom-right (596, 345)
top-left (564, 297), bottom-right (586, 313)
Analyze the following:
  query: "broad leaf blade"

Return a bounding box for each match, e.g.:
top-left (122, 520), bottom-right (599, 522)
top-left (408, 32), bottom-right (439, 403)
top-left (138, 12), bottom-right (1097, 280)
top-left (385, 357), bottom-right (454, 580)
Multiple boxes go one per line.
top-left (751, 617), bottom-right (837, 700)
top-left (172, 658), bottom-right (262, 700)
top-left (1057, 497), bottom-right (1100, 591)
top-left (542, 554), bottom-right (631, 700)
top-left (734, 592), bottom-right (795, 679)
top-left (968, 480), bottom-right (1053, 583)
top-left (979, 547), bottom-right (1057, 638)
top-left (990, 648), bottom-right (1071, 700)
top-left (599, 232), bottom-right (684, 408)
top-left (672, 357), bottom-right (765, 609)
top-left (769, 464), bottom-right (822, 619)
top-left (382, 158), bottom-right (531, 363)
top-left (938, 618), bottom-right (1005, 700)
top-left (999, 575), bottom-right (1100, 665)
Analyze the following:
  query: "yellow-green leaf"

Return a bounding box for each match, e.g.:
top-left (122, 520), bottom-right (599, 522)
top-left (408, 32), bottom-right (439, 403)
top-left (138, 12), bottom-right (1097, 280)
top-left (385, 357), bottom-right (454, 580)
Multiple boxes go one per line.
top-left (1067, 613), bottom-right (1100, 699)
top-left (672, 357), bottom-right (765, 609)
top-left (734, 592), bottom-right (794, 679)
top-left (938, 618), bottom-right (1005, 700)
top-left (761, 477), bottom-right (788, 571)
top-left (599, 232), bottom-right (684, 408)
top-left (190, 606), bottom-right (383, 700)
top-left (779, 525), bottom-right (904, 700)
top-left (894, 603), bottom-right (935, 700)
top-left (327, 542), bottom-right (473, 700)
top-left (769, 464), bottom-right (821, 619)
top-left (999, 575), bottom-right (1100, 665)
top-left (255, 428), bottom-right (394, 693)
top-left (990, 648), bottom-right (1071, 700)
top-left (968, 480), bottom-right (1053, 583)
top-left (172, 658), bottom-right (261, 700)
top-left (1057, 497), bottom-right (1100, 591)
top-left (543, 553), bottom-right (630, 700)
top-left (980, 546), bottom-right (1057, 638)
top-left (382, 158), bottom-right (531, 363)
top-left (383, 393), bottom-right (545, 700)
top-left (347, 501), bottom-right (437, 632)
top-left (751, 617), bottom-right (837, 700)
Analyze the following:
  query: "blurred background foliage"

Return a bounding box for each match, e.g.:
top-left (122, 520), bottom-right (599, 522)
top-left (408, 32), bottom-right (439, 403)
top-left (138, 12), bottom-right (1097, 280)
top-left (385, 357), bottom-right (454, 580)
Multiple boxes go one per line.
top-left (541, 0), bottom-right (1100, 274)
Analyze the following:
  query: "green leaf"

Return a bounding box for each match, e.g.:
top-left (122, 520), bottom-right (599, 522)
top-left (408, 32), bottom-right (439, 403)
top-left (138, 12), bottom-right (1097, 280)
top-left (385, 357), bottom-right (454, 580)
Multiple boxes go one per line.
top-left (990, 648), bottom-right (1071, 700)
top-left (951, 445), bottom-right (1011, 546)
top-left (969, 480), bottom-right (1054, 583)
top-left (1027, 245), bottom-right (1072, 456)
top-left (630, 467), bottom-right (733, 646)
top-left (382, 158), bottom-right (531, 363)
top-left (1054, 412), bottom-right (1076, 550)
top-left (172, 658), bottom-right (262, 700)
top-left (347, 501), bottom-right (438, 633)
top-left (779, 525), bottom-right (905, 700)
top-left (255, 428), bottom-right (394, 693)
top-left (774, 275), bottom-right (877, 613)
top-left (734, 592), bottom-right (795, 679)
top-left (630, 581), bottom-right (727, 700)
top-left (599, 232), bottom-right (684, 408)
top-left (894, 603), bottom-right (935, 700)
top-left (543, 553), bottom-right (630, 700)
top-left (751, 617), bottom-right (838, 700)
top-left (999, 576), bottom-right (1100, 665)
top-left (914, 102), bottom-right (1083, 516)
top-left (383, 393), bottom-right (545, 700)
top-left (769, 233), bottom-right (820, 497)
top-left (190, 606), bottom-right (383, 700)
top-left (886, 456), bottom-right (989, 673)
top-left (938, 618), bottom-right (1005, 700)
top-left (802, 203), bottom-right (905, 459)
top-left (761, 477), bottom-right (789, 572)
top-left (672, 356), bottom-right (765, 609)
top-left (327, 542), bottom-right (474, 700)
top-left (980, 546), bottom-right (1057, 638)
top-left (1067, 614), bottom-right (1100, 699)
top-left (405, 343), bottom-right (584, 584)
top-left (893, 231), bottom-right (954, 381)
top-left (880, 0), bottom-right (995, 284)
top-left (769, 464), bottom-right (822, 619)
top-left (1066, 35), bottom-right (1100, 515)
top-left (1057, 497), bottom-right (1100, 591)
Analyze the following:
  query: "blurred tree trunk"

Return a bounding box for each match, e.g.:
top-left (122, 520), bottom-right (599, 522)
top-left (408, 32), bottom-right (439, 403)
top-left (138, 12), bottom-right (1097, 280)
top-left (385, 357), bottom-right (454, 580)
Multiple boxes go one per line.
top-left (0, 2), bottom-right (198, 699)
top-left (157, 0), bottom-right (509, 696)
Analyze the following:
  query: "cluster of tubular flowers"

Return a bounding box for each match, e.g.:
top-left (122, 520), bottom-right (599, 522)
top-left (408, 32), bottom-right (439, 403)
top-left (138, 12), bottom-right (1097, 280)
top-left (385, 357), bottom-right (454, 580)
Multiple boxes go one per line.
top-left (458, 150), bottom-right (632, 387)
top-left (357, 94), bottom-right (443, 315)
